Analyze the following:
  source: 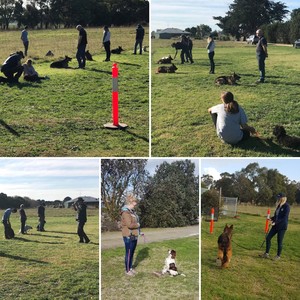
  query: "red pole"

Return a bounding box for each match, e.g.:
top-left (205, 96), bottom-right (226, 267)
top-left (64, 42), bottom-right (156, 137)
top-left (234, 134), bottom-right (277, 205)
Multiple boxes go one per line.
top-left (112, 63), bottom-right (119, 126)
top-left (210, 208), bottom-right (214, 234)
top-left (265, 208), bottom-right (270, 233)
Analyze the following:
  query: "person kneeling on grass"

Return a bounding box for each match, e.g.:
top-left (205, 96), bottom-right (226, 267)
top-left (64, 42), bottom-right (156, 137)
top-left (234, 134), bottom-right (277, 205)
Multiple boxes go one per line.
top-left (23, 59), bottom-right (48, 82)
top-left (208, 91), bottom-right (257, 145)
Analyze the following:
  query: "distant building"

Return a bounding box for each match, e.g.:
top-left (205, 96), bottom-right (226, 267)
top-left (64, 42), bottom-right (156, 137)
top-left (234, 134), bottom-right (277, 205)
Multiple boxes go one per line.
top-left (154, 28), bottom-right (191, 39)
top-left (65, 196), bottom-right (99, 208)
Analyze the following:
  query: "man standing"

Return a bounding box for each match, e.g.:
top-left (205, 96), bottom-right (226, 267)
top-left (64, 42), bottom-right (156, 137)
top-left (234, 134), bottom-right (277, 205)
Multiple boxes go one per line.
top-left (73, 198), bottom-right (90, 243)
top-left (76, 25), bottom-right (88, 69)
top-left (19, 204), bottom-right (27, 234)
top-left (256, 29), bottom-right (268, 83)
top-left (103, 25), bottom-right (111, 62)
top-left (2, 208), bottom-right (17, 239)
top-left (21, 26), bottom-right (29, 56)
top-left (133, 24), bottom-right (145, 55)
top-left (37, 201), bottom-right (46, 231)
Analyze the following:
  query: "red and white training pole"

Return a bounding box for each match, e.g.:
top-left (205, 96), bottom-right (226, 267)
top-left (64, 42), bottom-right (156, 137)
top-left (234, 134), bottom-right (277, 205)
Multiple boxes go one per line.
top-left (265, 208), bottom-right (270, 233)
top-left (104, 63), bottom-right (128, 129)
top-left (210, 208), bottom-right (214, 234)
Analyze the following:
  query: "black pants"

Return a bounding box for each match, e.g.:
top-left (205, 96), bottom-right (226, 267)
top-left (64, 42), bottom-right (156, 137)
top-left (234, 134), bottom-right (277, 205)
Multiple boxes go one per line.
top-left (21, 219), bottom-right (26, 234)
top-left (134, 39), bottom-right (143, 54)
top-left (38, 216), bottom-right (45, 231)
top-left (3, 65), bottom-right (24, 83)
top-left (103, 41), bottom-right (111, 61)
top-left (77, 221), bottom-right (90, 243)
top-left (208, 51), bottom-right (215, 73)
top-left (266, 226), bottom-right (286, 256)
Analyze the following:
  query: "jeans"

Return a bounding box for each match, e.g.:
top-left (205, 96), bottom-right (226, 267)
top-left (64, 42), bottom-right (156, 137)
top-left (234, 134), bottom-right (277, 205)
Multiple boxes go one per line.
top-left (208, 51), bottom-right (215, 73)
top-left (23, 41), bottom-right (29, 56)
top-left (134, 39), bottom-right (143, 54)
top-left (257, 54), bottom-right (266, 82)
top-left (77, 221), bottom-right (89, 243)
top-left (76, 44), bottom-right (86, 68)
top-left (266, 226), bottom-right (286, 256)
top-left (123, 236), bottom-right (138, 272)
top-left (38, 216), bottom-right (45, 231)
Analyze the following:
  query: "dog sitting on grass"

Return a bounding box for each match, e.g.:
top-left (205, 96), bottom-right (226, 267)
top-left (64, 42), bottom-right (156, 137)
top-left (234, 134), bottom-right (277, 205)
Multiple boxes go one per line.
top-left (216, 224), bottom-right (233, 268)
top-left (273, 125), bottom-right (300, 149)
top-left (156, 63), bottom-right (177, 74)
top-left (215, 73), bottom-right (241, 85)
top-left (50, 56), bottom-right (72, 68)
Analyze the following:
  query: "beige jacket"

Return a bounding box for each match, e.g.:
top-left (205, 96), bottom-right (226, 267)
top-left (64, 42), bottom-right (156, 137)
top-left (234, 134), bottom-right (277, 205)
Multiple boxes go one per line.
top-left (121, 209), bottom-right (139, 237)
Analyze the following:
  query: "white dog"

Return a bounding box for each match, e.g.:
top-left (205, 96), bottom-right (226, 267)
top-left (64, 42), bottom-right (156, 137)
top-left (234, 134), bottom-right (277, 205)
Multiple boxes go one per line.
top-left (162, 250), bottom-right (179, 276)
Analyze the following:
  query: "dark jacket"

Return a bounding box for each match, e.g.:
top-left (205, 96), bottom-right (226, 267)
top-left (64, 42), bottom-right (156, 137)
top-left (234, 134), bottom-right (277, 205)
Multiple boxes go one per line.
top-left (77, 203), bottom-right (87, 223)
top-left (19, 208), bottom-right (27, 221)
top-left (78, 28), bottom-right (87, 47)
top-left (1, 52), bottom-right (23, 72)
top-left (38, 205), bottom-right (45, 218)
top-left (136, 25), bottom-right (144, 40)
top-left (271, 202), bottom-right (290, 231)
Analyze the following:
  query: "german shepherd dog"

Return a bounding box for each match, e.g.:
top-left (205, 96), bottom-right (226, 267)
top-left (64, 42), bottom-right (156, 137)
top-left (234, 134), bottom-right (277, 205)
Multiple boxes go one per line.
top-left (50, 56), bottom-right (72, 68)
top-left (85, 50), bottom-right (94, 61)
top-left (156, 63), bottom-right (178, 74)
top-left (216, 224), bottom-right (233, 268)
top-left (273, 125), bottom-right (300, 149)
top-left (111, 46), bottom-right (124, 54)
top-left (215, 73), bottom-right (241, 85)
top-left (157, 55), bottom-right (173, 64)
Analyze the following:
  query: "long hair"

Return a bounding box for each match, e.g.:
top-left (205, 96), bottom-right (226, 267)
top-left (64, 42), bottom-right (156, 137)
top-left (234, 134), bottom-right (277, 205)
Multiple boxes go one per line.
top-left (222, 91), bottom-right (239, 114)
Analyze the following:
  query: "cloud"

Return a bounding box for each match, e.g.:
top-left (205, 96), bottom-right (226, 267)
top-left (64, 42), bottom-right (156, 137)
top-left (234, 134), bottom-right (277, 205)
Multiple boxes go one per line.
top-left (203, 167), bottom-right (221, 180)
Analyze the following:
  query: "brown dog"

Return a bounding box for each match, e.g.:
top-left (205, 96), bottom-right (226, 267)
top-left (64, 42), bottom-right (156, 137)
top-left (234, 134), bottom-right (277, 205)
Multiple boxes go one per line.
top-left (156, 63), bottom-right (177, 74)
top-left (215, 73), bottom-right (241, 85)
top-left (216, 224), bottom-right (233, 268)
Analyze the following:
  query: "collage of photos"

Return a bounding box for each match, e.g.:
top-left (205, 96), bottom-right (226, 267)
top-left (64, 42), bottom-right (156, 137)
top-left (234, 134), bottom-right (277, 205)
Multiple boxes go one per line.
top-left (0, 0), bottom-right (300, 299)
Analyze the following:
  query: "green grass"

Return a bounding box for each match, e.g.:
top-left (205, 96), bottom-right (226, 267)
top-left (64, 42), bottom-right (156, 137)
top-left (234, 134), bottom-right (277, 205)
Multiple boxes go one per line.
top-left (151, 39), bottom-right (300, 157)
top-left (101, 236), bottom-right (199, 300)
top-left (0, 27), bottom-right (149, 156)
top-left (201, 211), bottom-right (300, 299)
top-left (0, 208), bottom-right (99, 299)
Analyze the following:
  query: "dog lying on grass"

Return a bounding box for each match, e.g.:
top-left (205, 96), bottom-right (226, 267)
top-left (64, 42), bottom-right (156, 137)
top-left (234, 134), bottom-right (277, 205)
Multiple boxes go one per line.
top-left (273, 125), bottom-right (300, 149)
top-left (215, 73), bottom-right (241, 85)
top-left (111, 46), bottom-right (124, 54)
top-left (157, 55), bottom-right (173, 64)
top-left (50, 56), bottom-right (72, 68)
top-left (156, 63), bottom-right (178, 74)
top-left (216, 224), bottom-right (233, 268)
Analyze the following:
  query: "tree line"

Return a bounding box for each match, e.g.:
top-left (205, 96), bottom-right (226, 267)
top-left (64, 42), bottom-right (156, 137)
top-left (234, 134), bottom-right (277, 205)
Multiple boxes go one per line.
top-left (101, 159), bottom-right (199, 229)
top-left (201, 162), bottom-right (300, 214)
top-left (0, 0), bottom-right (149, 30)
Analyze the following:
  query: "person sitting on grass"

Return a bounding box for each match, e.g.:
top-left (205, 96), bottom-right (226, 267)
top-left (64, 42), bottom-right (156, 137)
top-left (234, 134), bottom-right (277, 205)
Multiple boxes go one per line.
top-left (23, 59), bottom-right (49, 82)
top-left (208, 91), bottom-right (257, 145)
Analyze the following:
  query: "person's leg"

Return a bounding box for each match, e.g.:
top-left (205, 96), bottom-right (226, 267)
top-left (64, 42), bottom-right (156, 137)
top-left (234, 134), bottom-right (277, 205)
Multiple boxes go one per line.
top-left (24, 41), bottom-right (29, 56)
top-left (210, 112), bottom-right (217, 128)
top-left (77, 222), bottom-right (84, 242)
top-left (257, 55), bottom-right (265, 82)
top-left (277, 230), bottom-right (286, 257)
top-left (139, 40), bottom-right (143, 54)
top-left (107, 41), bottom-right (111, 61)
top-left (81, 222), bottom-right (90, 243)
top-left (180, 50), bottom-right (185, 64)
top-left (129, 239), bottom-right (138, 270)
top-left (133, 40), bottom-right (138, 54)
top-left (123, 237), bottom-right (131, 272)
top-left (265, 226), bottom-right (277, 254)
top-left (21, 220), bottom-right (25, 234)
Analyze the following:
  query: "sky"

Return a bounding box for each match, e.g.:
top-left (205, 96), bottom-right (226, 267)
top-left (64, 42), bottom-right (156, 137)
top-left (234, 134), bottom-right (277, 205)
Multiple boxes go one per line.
top-left (201, 158), bottom-right (300, 182)
top-left (151, 0), bottom-right (299, 32)
top-left (0, 159), bottom-right (99, 201)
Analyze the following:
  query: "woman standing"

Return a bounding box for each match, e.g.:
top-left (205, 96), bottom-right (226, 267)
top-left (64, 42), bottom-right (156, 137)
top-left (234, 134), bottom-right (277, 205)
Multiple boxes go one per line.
top-left (121, 194), bottom-right (140, 276)
top-left (207, 35), bottom-right (215, 74)
top-left (19, 204), bottom-right (27, 234)
top-left (103, 26), bottom-right (111, 62)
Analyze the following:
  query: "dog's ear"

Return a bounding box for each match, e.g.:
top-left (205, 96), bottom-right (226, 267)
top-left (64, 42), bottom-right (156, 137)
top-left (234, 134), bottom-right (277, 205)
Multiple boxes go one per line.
top-left (230, 225), bottom-right (233, 229)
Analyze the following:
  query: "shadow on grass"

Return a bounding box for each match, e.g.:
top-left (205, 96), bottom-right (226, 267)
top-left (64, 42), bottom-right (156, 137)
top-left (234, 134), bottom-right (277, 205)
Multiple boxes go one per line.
top-left (46, 230), bottom-right (77, 235)
top-left (29, 233), bottom-right (64, 239)
top-left (14, 236), bottom-right (64, 245)
top-left (0, 251), bottom-right (49, 264)
top-left (0, 120), bottom-right (20, 137)
top-left (133, 247), bottom-right (150, 268)
top-left (88, 68), bottom-right (111, 75)
top-left (119, 128), bottom-right (149, 143)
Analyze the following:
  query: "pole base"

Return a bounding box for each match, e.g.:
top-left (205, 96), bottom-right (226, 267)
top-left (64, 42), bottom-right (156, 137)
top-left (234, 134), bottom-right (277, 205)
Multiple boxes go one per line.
top-left (104, 122), bottom-right (128, 130)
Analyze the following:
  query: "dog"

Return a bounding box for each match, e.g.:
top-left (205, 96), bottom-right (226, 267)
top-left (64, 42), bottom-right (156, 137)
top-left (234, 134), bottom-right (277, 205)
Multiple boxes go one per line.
top-left (143, 46), bottom-right (149, 52)
top-left (273, 125), bottom-right (300, 148)
top-left (45, 50), bottom-right (54, 56)
top-left (157, 55), bottom-right (173, 64)
top-left (162, 250), bottom-right (178, 276)
top-left (50, 56), bottom-right (72, 68)
top-left (85, 50), bottom-right (94, 61)
top-left (111, 46), bottom-right (124, 54)
top-left (216, 224), bottom-right (233, 268)
top-left (215, 73), bottom-right (241, 85)
top-left (19, 225), bottom-right (33, 234)
top-left (171, 42), bottom-right (184, 59)
top-left (156, 63), bottom-right (178, 74)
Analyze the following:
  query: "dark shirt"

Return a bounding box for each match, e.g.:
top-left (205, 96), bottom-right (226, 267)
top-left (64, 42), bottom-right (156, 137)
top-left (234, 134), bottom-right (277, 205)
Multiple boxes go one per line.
top-left (78, 28), bottom-right (88, 46)
top-left (256, 36), bottom-right (267, 56)
top-left (272, 202), bottom-right (290, 231)
top-left (136, 26), bottom-right (144, 40)
top-left (38, 205), bottom-right (45, 218)
top-left (77, 203), bottom-right (87, 223)
top-left (1, 53), bottom-right (22, 72)
top-left (19, 208), bottom-right (27, 221)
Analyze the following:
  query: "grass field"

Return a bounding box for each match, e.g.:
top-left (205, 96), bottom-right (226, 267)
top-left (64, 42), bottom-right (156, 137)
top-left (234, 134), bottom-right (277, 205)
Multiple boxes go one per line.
top-left (101, 236), bottom-right (199, 300)
top-left (0, 208), bottom-right (99, 299)
top-left (151, 39), bottom-right (300, 157)
top-left (201, 206), bottom-right (300, 299)
top-left (0, 27), bottom-right (149, 157)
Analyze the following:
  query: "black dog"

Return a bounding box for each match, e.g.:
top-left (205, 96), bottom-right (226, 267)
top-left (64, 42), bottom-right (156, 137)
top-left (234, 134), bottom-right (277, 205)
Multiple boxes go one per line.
top-left (85, 50), bottom-right (94, 61)
top-left (215, 73), bottom-right (241, 85)
top-left (50, 56), bottom-right (72, 68)
top-left (111, 46), bottom-right (124, 54)
top-left (156, 63), bottom-right (178, 74)
top-left (273, 125), bottom-right (300, 148)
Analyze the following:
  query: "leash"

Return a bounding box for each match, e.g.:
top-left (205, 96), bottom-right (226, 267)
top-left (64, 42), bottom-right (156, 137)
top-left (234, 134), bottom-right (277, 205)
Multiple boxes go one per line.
top-left (231, 239), bottom-right (255, 251)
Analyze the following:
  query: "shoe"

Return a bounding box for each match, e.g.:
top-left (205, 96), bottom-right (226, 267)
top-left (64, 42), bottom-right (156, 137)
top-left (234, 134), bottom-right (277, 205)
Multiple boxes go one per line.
top-left (259, 253), bottom-right (269, 258)
top-left (256, 80), bottom-right (264, 84)
top-left (273, 255), bottom-right (281, 261)
top-left (85, 239), bottom-right (90, 244)
top-left (125, 270), bottom-right (135, 276)
top-left (130, 268), bottom-right (137, 274)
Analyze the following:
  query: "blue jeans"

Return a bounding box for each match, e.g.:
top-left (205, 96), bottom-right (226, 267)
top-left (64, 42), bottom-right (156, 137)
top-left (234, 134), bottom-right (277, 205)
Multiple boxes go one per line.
top-left (257, 54), bottom-right (266, 82)
top-left (76, 44), bottom-right (86, 68)
top-left (266, 226), bottom-right (286, 256)
top-left (123, 236), bottom-right (137, 272)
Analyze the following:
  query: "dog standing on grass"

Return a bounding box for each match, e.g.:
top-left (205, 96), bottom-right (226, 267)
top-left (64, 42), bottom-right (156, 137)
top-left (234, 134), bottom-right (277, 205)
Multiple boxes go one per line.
top-left (216, 224), bottom-right (233, 268)
top-left (273, 125), bottom-right (300, 149)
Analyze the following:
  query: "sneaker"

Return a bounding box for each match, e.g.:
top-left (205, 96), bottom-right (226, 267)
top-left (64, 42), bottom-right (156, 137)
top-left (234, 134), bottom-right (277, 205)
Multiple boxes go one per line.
top-left (259, 253), bottom-right (269, 258)
top-left (125, 270), bottom-right (135, 276)
top-left (130, 268), bottom-right (138, 274)
top-left (273, 255), bottom-right (281, 261)
top-left (256, 80), bottom-right (264, 84)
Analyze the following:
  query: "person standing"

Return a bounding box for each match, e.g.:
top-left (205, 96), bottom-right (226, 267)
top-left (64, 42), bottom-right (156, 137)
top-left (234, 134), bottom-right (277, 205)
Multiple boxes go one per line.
top-left (2, 208), bottom-right (17, 239)
top-left (256, 29), bottom-right (268, 83)
top-left (180, 35), bottom-right (193, 64)
top-left (73, 198), bottom-right (90, 243)
top-left (133, 24), bottom-right (145, 55)
top-left (76, 25), bottom-right (88, 69)
top-left (121, 194), bottom-right (140, 276)
top-left (21, 26), bottom-right (29, 56)
top-left (103, 26), bottom-right (111, 62)
top-left (19, 204), bottom-right (27, 234)
top-left (207, 35), bottom-right (215, 74)
top-left (260, 193), bottom-right (290, 260)
top-left (37, 200), bottom-right (46, 231)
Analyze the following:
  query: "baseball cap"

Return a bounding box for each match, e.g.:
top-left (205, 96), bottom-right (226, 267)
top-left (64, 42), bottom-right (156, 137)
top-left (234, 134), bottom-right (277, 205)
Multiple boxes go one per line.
top-left (276, 192), bottom-right (286, 198)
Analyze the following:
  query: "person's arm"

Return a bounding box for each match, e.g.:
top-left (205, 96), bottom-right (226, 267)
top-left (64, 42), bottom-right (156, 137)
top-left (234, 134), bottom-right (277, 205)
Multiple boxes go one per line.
top-left (241, 123), bottom-right (256, 135)
top-left (122, 212), bottom-right (139, 229)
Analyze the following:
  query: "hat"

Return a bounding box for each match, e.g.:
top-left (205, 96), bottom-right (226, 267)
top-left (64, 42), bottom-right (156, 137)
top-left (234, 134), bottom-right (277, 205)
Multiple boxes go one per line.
top-left (276, 192), bottom-right (286, 198)
top-left (77, 197), bottom-right (84, 202)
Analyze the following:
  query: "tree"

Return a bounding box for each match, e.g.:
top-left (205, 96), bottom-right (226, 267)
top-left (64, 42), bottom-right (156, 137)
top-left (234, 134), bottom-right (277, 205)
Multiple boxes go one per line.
top-left (140, 160), bottom-right (199, 228)
top-left (0, 0), bottom-right (15, 29)
top-left (201, 189), bottom-right (220, 216)
top-left (101, 159), bottom-right (148, 221)
top-left (196, 24), bottom-right (212, 39)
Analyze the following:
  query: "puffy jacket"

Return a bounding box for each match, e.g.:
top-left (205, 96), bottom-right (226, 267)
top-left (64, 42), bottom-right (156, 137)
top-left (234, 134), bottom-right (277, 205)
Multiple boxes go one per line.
top-left (121, 206), bottom-right (139, 237)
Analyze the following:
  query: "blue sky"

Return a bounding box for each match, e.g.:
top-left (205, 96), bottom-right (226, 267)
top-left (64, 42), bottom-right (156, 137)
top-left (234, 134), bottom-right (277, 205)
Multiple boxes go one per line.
top-left (151, 0), bottom-right (299, 31)
top-left (201, 158), bottom-right (300, 182)
top-left (0, 159), bottom-right (99, 201)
